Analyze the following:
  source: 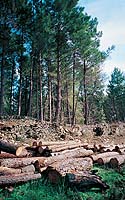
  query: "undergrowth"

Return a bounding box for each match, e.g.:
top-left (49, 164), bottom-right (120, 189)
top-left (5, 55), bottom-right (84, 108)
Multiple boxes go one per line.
top-left (0, 164), bottom-right (124, 200)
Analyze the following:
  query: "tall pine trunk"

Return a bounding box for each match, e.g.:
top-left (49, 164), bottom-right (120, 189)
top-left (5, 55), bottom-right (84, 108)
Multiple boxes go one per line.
top-left (18, 28), bottom-right (24, 116)
top-left (39, 52), bottom-right (43, 122)
top-left (36, 65), bottom-right (39, 119)
top-left (56, 23), bottom-right (62, 124)
top-left (83, 59), bottom-right (88, 125)
top-left (66, 80), bottom-right (71, 124)
top-left (48, 58), bottom-right (52, 123)
top-left (0, 42), bottom-right (5, 117)
top-left (24, 76), bottom-right (28, 116)
top-left (28, 53), bottom-right (33, 117)
top-left (72, 51), bottom-right (76, 126)
top-left (9, 59), bottom-right (15, 114)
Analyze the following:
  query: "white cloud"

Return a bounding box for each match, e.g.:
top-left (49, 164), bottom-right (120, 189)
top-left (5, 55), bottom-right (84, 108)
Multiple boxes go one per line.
top-left (99, 20), bottom-right (125, 50)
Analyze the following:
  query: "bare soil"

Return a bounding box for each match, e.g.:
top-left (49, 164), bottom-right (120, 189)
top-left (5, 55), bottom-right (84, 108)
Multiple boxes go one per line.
top-left (0, 118), bottom-right (125, 147)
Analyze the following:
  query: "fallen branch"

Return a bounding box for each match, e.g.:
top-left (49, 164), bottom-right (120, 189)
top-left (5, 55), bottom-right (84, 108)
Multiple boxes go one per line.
top-left (66, 172), bottom-right (109, 191)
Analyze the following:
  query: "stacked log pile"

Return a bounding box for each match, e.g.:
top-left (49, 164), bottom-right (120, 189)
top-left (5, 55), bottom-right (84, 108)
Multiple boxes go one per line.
top-left (0, 139), bottom-right (125, 191)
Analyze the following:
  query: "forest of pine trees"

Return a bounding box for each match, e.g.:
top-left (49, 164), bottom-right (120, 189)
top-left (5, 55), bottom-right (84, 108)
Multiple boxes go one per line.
top-left (0, 0), bottom-right (125, 124)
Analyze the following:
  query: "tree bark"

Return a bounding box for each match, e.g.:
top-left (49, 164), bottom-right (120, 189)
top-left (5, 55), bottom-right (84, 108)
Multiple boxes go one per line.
top-left (44, 148), bottom-right (93, 166)
top-left (21, 164), bottom-right (35, 173)
top-left (72, 51), bottom-right (76, 126)
top-left (18, 27), bottom-right (24, 116)
top-left (55, 21), bottom-right (62, 124)
top-left (90, 151), bottom-right (119, 162)
top-left (10, 58), bottom-right (15, 114)
top-left (109, 154), bottom-right (125, 168)
top-left (28, 52), bottom-right (34, 117)
top-left (0, 157), bottom-right (46, 168)
top-left (0, 140), bottom-right (18, 155)
top-left (83, 59), bottom-right (88, 125)
top-left (0, 152), bottom-right (17, 158)
top-left (0, 38), bottom-right (6, 116)
top-left (0, 173), bottom-right (41, 186)
top-left (51, 144), bottom-right (89, 153)
top-left (39, 52), bottom-right (43, 122)
top-left (46, 157), bottom-right (93, 177)
top-left (0, 166), bottom-right (21, 175)
top-left (48, 57), bottom-right (52, 123)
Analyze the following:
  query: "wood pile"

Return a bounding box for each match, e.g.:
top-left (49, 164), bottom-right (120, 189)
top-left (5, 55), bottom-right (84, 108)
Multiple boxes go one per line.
top-left (0, 139), bottom-right (125, 191)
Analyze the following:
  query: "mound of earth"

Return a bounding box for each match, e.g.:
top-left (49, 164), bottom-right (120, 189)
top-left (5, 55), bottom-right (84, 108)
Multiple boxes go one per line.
top-left (0, 118), bottom-right (125, 146)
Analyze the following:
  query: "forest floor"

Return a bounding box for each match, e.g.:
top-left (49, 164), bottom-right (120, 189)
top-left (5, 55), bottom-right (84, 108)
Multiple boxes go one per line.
top-left (0, 118), bottom-right (125, 147)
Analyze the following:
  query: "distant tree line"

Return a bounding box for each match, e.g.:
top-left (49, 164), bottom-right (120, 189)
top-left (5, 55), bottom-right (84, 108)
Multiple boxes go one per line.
top-left (0, 0), bottom-right (124, 124)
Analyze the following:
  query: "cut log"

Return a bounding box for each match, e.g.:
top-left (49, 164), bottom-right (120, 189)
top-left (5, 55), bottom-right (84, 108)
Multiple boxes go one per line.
top-left (42, 168), bottom-right (109, 191)
top-left (0, 140), bottom-right (18, 155)
top-left (0, 157), bottom-right (46, 168)
top-left (43, 157), bottom-right (93, 176)
top-left (50, 144), bottom-right (88, 153)
top-left (96, 156), bottom-right (118, 165)
top-left (43, 148), bottom-right (93, 166)
top-left (16, 145), bottom-right (52, 157)
top-left (0, 166), bottom-right (21, 175)
top-left (90, 152), bottom-right (120, 162)
top-left (41, 141), bottom-right (82, 146)
top-left (0, 152), bottom-right (17, 158)
top-left (0, 173), bottom-right (41, 186)
top-left (109, 154), bottom-right (125, 168)
top-left (21, 164), bottom-right (35, 173)
top-left (16, 146), bottom-right (30, 157)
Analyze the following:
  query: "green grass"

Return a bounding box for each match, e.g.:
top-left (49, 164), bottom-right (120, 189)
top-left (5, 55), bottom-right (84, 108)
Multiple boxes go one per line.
top-left (0, 165), bottom-right (125, 200)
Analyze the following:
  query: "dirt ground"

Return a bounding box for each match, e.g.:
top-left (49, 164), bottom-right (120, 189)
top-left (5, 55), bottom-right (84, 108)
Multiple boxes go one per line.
top-left (0, 118), bottom-right (125, 147)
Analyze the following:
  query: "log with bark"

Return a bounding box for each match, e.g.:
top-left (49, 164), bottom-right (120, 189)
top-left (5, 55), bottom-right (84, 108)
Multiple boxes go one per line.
top-left (0, 152), bottom-right (17, 158)
top-left (41, 157), bottom-right (93, 176)
top-left (43, 148), bottom-right (93, 166)
top-left (0, 164), bottom-right (36, 176)
top-left (109, 154), bottom-right (125, 168)
top-left (0, 166), bottom-right (21, 175)
top-left (0, 157), bottom-right (46, 168)
top-left (50, 143), bottom-right (88, 153)
top-left (0, 140), bottom-right (18, 155)
top-left (0, 140), bottom-right (52, 157)
top-left (90, 152), bottom-right (120, 162)
top-left (0, 173), bottom-right (41, 186)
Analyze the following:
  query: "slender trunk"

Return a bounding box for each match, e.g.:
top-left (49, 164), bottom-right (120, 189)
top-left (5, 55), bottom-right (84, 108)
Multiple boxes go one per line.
top-left (48, 58), bottom-right (52, 123)
top-left (0, 43), bottom-right (5, 117)
top-left (56, 23), bottom-right (62, 124)
top-left (74, 81), bottom-right (82, 122)
top-left (66, 81), bottom-right (71, 124)
top-left (72, 52), bottom-right (76, 126)
top-left (36, 65), bottom-right (39, 119)
top-left (10, 59), bottom-right (15, 114)
top-left (112, 97), bottom-right (117, 121)
top-left (39, 52), bottom-right (43, 122)
top-left (28, 54), bottom-right (33, 117)
top-left (83, 59), bottom-right (88, 125)
top-left (24, 76), bottom-right (28, 116)
top-left (18, 28), bottom-right (24, 116)
top-left (51, 82), bottom-right (55, 121)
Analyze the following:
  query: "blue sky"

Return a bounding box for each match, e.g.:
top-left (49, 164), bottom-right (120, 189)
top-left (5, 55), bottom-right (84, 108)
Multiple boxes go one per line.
top-left (78, 0), bottom-right (125, 77)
